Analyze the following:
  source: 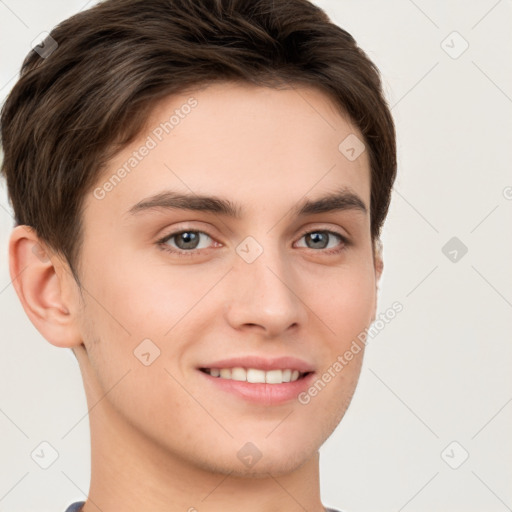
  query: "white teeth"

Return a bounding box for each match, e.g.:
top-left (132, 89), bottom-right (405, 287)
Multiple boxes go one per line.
top-left (220, 368), bottom-right (231, 379)
top-left (231, 367), bottom-right (246, 381)
top-left (247, 368), bottom-right (266, 383)
top-left (265, 369), bottom-right (283, 384)
top-left (204, 367), bottom-right (306, 384)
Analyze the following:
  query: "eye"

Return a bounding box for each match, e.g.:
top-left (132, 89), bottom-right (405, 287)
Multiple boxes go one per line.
top-left (295, 229), bottom-right (349, 254)
top-left (157, 230), bottom-right (216, 256)
top-left (156, 227), bottom-right (349, 258)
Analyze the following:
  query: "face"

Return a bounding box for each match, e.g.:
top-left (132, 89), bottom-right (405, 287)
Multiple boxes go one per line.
top-left (72, 82), bottom-right (380, 477)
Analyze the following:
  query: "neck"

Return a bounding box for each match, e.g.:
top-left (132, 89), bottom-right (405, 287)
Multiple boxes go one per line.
top-left (76, 354), bottom-right (326, 512)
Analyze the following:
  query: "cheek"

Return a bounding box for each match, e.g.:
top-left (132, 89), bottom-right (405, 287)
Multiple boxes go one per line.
top-left (81, 248), bottom-right (195, 336)
top-left (300, 263), bottom-right (376, 343)
top-left (77, 256), bottom-right (219, 398)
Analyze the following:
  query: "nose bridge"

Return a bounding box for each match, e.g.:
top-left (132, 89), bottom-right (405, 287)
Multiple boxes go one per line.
top-left (225, 234), bottom-right (307, 334)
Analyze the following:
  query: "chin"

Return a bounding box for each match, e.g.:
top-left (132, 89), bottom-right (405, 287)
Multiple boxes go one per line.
top-left (198, 436), bottom-right (319, 478)
top-left (201, 452), bottom-right (314, 479)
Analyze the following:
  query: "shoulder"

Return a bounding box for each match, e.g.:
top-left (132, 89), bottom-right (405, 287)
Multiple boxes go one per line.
top-left (63, 502), bottom-right (85, 512)
top-left (65, 502), bottom-right (343, 512)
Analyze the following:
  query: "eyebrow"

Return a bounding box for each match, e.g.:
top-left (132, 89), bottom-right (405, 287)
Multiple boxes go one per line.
top-left (126, 187), bottom-right (367, 218)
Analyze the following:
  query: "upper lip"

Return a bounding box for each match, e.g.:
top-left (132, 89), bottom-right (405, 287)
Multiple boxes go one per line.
top-left (198, 356), bottom-right (315, 373)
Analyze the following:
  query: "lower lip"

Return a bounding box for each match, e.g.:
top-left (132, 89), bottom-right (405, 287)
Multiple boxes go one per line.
top-left (198, 370), bottom-right (316, 405)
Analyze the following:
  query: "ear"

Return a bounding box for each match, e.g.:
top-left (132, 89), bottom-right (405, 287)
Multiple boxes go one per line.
top-left (373, 238), bottom-right (384, 285)
top-left (370, 238), bottom-right (384, 323)
top-left (8, 225), bottom-right (83, 349)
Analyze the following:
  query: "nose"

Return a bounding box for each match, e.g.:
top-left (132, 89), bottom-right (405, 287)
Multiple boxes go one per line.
top-left (224, 241), bottom-right (308, 338)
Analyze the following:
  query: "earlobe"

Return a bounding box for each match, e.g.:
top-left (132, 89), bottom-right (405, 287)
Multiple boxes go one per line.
top-left (373, 238), bottom-right (384, 285)
top-left (8, 225), bottom-right (82, 349)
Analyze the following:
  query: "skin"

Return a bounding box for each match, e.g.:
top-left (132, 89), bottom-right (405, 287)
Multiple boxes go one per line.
top-left (9, 82), bottom-right (383, 512)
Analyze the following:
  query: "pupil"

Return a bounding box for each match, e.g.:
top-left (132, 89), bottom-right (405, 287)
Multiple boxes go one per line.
top-left (307, 232), bottom-right (327, 249)
top-left (177, 231), bottom-right (199, 249)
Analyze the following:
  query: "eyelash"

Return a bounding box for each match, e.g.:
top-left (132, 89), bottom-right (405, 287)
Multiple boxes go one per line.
top-left (156, 227), bottom-right (350, 258)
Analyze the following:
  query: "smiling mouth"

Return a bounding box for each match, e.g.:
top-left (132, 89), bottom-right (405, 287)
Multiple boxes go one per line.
top-left (199, 367), bottom-right (312, 384)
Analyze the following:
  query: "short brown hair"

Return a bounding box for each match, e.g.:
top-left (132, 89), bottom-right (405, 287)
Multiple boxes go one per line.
top-left (1, 0), bottom-right (396, 283)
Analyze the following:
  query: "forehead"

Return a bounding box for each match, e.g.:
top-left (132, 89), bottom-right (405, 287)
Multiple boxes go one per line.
top-left (86, 82), bottom-right (371, 224)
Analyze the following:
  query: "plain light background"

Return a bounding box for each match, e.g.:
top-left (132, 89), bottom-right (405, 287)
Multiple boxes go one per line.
top-left (1, 1), bottom-right (511, 511)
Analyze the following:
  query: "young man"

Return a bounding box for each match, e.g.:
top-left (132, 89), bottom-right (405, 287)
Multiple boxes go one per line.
top-left (1, 0), bottom-right (396, 511)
